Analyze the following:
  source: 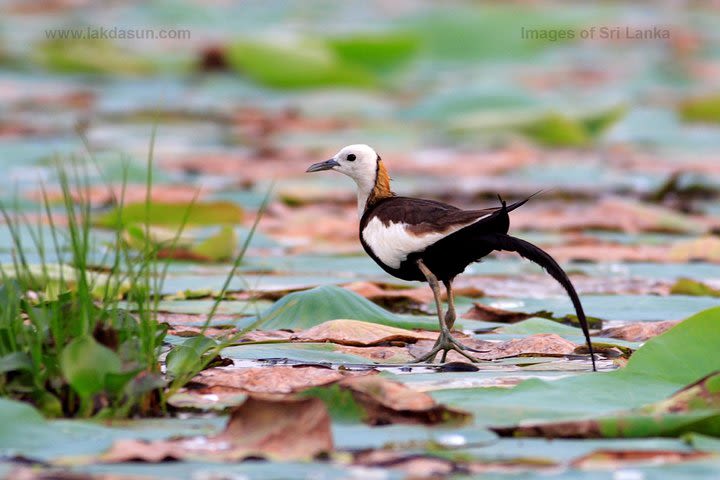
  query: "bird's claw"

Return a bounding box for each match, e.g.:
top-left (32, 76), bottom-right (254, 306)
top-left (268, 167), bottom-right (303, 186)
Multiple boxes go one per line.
top-left (411, 331), bottom-right (481, 364)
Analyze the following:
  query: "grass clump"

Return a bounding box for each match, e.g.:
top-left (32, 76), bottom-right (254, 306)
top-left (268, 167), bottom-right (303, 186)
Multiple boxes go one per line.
top-left (0, 133), bottom-right (268, 418)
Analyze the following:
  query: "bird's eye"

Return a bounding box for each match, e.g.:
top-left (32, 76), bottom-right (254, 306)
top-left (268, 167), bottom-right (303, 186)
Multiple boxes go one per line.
top-left (346, 154), bottom-right (356, 161)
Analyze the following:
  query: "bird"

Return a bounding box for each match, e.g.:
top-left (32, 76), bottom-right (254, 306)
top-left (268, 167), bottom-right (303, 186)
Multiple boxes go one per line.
top-left (306, 144), bottom-right (596, 371)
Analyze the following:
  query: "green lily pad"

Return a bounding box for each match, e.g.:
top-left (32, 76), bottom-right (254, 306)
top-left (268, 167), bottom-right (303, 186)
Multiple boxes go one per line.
top-left (95, 201), bottom-right (243, 228)
top-left (0, 397), bottom-right (224, 461)
top-left (190, 226), bottom-right (236, 262)
top-left (679, 94), bottom-right (720, 123)
top-left (670, 278), bottom-right (720, 298)
top-left (254, 285), bottom-right (436, 331)
top-left (34, 38), bottom-right (155, 75)
top-left (493, 372), bottom-right (720, 439)
top-left (327, 32), bottom-right (419, 72)
top-left (685, 433), bottom-right (720, 452)
top-left (226, 39), bottom-right (376, 89)
top-left (522, 113), bottom-right (590, 147)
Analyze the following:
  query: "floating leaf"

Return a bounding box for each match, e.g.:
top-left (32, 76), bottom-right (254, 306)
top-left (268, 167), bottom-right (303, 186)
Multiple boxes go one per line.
top-left (95, 201), bottom-right (243, 228)
top-left (522, 113), bottom-right (590, 147)
top-left (226, 39), bottom-right (375, 89)
top-left (669, 278), bottom-right (720, 297)
top-left (327, 32), bottom-right (419, 72)
top-left (34, 38), bottom-right (155, 75)
top-left (293, 319), bottom-right (436, 346)
top-left (669, 236), bottom-right (720, 262)
top-left (305, 375), bottom-right (471, 426)
top-left (679, 94), bottom-right (720, 123)
top-left (223, 342), bottom-right (370, 364)
top-left (597, 321), bottom-right (679, 342)
top-left (124, 224), bottom-right (238, 262)
top-left (254, 285), bottom-right (430, 331)
top-left (102, 396), bottom-right (333, 462)
top-left (188, 226), bottom-right (236, 262)
top-left (571, 449), bottom-right (712, 469)
top-left (581, 104), bottom-right (627, 136)
top-left (490, 372), bottom-right (720, 439)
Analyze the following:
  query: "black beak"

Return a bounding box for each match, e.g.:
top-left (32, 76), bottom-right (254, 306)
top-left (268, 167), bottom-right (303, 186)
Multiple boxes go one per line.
top-left (306, 158), bottom-right (339, 173)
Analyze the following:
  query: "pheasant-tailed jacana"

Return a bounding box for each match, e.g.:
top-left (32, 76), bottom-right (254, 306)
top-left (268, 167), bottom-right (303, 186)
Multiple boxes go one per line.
top-left (307, 144), bottom-right (596, 370)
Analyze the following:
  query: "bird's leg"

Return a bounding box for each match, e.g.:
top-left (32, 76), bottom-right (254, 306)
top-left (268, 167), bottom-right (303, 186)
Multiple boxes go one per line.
top-left (443, 279), bottom-right (457, 330)
top-left (412, 260), bottom-right (479, 364)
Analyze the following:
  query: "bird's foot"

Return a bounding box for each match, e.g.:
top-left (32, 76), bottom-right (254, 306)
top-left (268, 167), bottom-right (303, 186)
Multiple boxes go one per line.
top-left (412, 330), bottom-right (480, 364)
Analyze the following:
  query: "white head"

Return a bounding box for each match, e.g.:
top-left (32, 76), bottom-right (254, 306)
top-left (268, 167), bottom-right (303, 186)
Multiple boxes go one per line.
top-left (306, 144), bottom-right (379, 188)
top-left (306, 144), bottom-right (384, 216)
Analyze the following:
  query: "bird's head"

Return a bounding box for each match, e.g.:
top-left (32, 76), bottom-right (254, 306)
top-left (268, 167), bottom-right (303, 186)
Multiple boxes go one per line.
top-left (306, 144), bottom-right (379, 188)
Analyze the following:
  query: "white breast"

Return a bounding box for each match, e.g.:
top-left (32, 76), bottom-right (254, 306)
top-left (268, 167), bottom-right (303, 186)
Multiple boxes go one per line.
top-left (361, 215), bottom-right (487, 269)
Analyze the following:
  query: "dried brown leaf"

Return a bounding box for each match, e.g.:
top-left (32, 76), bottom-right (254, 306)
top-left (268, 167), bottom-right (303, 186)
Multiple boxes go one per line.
top-left (408, 334), bottom-right (577, 362)
top-left (339, 375), bottom-right (471, 425)
top-left (293, 319), bottom-right (437, 346)
top-left (335, 344), bottom-right (415, 363)
top-left (353, 450), bottom-right (455, 477)
top-left (192, 366), bottom-right (356, 394)
top-left (462, 303), bottom-right (537, 323)
top-left (669, 236), bottom-right (720, 263)
top-left (571, 450), bottom-right (712, 469)
top-left (7, 467), bottom-right (137, 480)
top-left (485, 334), bottom-right (577, 358)
top-left (102, 396), bottom-right (333, 462)
top-left (597, 321), bottom-right (679, 342)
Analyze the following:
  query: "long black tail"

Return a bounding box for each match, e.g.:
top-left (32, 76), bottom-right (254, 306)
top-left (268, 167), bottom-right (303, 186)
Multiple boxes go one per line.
top-left (476, 231), bottom-right (597, 371)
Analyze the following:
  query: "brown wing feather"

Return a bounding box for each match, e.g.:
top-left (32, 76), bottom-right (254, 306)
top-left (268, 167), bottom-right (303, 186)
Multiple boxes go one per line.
top-left (368, 197), bottom-right (498, 234)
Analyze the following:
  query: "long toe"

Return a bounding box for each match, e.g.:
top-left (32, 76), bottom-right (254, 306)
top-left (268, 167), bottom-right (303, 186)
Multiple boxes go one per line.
top-left (411, 345), bottom-right (442, 364)
top-left (412, 332), bottom-right (482, 364)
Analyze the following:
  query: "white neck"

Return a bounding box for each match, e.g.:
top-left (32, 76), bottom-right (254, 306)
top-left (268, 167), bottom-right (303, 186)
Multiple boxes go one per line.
top-left (355, 177), bottom-right (375, 218)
